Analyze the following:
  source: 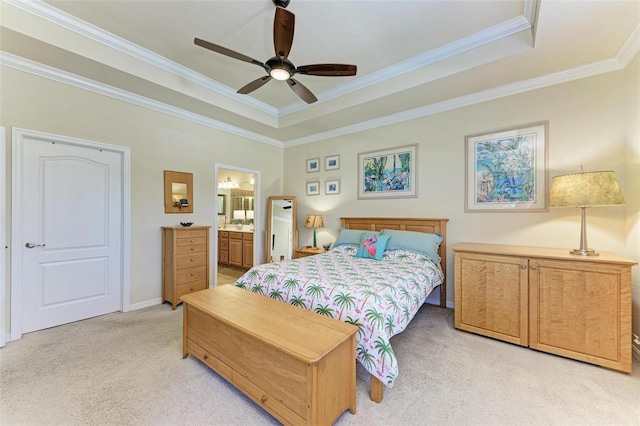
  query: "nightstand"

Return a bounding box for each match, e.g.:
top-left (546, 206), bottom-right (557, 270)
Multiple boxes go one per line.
top-left (295, 246), bottom-right (327, 258)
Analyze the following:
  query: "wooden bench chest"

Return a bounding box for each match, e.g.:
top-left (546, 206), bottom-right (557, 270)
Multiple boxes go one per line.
top-left (181, 285), bottom-right (357, 425)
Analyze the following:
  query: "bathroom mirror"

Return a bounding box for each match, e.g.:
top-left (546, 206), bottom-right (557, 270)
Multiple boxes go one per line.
top-left (266, 196), bottom-right (297, 263)
top-left (164, 170), bottom-right (193, 213)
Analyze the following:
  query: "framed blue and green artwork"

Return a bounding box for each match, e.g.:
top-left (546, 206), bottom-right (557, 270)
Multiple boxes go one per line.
top-left (465, 121), bottom-right (548, 212)
top-left (358, 144), bottom-right (417, 199)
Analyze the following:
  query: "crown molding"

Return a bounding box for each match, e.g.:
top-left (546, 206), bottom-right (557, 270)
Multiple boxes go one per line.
top-left (617, 23), bottom-right (640, 67)
top-left (279, 14), bottom-right (533, 116)
top-left (284, 57), bottom-right (625, 147)
top-left (0, 52), bottom-right (284, 148)
top-left (3, 0), bottom-right (278, 117)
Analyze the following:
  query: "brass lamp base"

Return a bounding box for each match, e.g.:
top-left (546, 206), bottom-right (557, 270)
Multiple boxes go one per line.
top-left (570, 248), bottom-right (599, 256)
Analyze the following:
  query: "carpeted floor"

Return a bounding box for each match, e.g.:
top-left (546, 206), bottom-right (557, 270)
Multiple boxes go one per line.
top-left (1, 300), bottom-right (639, 425)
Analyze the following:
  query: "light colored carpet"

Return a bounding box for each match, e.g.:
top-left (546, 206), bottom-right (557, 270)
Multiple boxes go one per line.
top-left (1, 300), bottom-right (639, 425)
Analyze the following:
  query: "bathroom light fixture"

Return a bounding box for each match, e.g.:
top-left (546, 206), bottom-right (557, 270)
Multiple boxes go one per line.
top-left (218, 176), bottom-right (239, 189)
top-left (549, 169), bottom-right (625, 256)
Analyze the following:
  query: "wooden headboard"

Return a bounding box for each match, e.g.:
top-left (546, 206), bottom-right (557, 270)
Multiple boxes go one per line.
top-left (340, 217), bottom-right (448, 308)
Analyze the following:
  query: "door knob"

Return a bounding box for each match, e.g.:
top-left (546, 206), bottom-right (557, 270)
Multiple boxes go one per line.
top-left (25, 242), bottom-right (46, 248)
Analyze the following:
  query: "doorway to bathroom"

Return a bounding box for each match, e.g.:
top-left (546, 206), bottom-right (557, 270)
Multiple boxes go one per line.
top-left (215, 164), bottom-right (260, 286)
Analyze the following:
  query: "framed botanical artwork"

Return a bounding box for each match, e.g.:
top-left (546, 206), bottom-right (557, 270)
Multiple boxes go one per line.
top-left (324, 155), bottom-right (340, 171)
top-left (306, 181), bottom-right (320, 196)
top-left (465, 121), bottom-right (548, 212)
top-left (325, 179), bottom-right (340, 195)
top-left (357, 144), bottom-right (417, 199)
top-left (306, 158), bottom-right (320, 173)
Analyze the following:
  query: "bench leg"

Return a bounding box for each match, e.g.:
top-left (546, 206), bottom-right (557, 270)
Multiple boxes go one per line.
top-left (370, 375), bottom-right (383, 403)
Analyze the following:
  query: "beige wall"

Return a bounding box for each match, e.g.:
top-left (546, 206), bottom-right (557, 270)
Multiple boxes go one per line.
top-left (625, 54), bottom-right (640, 338)
top-left (0, 66), bottom-right (284, 307)
top-left (284, 57), bottom-right (639, 315)
top-left (1, 53), bottom-right (638, 346)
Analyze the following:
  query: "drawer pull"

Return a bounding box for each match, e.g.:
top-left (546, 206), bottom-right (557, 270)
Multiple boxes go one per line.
top-left (190, 247), bottom-right (195, 251)
top-left (531, 265), bottom-right (537, 270)
top-left (261, 395), bottom-right (268, 403)
top-left (190, 287), bottom-right (194, 291)
top-left (190, 239), bottom-right (194, 243)
top-left (190, 273), bottom-right (195, 277)
top-left (203, 354), bottom-right (208, 360)
top-left (191, 258), bottom-right (195, 262)
top-left (521, 265), bottom-right (526, 269)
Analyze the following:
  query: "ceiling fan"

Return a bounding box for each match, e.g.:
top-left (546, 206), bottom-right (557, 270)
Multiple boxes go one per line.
top-left (194, 0), bottom-right (357, 104)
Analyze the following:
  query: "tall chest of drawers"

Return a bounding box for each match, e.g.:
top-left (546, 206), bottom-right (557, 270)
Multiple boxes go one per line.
top-left (162, 226), bottom-right (211, 309)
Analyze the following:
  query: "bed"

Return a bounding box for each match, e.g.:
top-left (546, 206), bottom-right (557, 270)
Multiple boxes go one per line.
top-left (234, 217), bottom-right (448, 402)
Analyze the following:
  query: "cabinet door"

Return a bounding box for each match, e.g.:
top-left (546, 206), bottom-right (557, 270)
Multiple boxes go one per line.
top-left (454, 252), bottom-right (529, 346)
top-left (229, 238), bottom-right (243, 267)
top-left (243, 241), bottom-right (253, 268)
top-left (529, 259), bottom-right (632, 372)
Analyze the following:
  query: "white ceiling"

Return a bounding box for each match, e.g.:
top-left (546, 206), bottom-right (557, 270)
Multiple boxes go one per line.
top-left (1, 0), bottom-right (638, 147)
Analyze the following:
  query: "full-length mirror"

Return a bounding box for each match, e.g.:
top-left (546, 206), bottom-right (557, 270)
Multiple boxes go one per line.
top-left (266, 196), bottom-right (297, 263)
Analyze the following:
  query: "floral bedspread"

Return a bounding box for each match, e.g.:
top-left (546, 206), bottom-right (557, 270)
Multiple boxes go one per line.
top-left (233, 244), bottom-right (444, 388)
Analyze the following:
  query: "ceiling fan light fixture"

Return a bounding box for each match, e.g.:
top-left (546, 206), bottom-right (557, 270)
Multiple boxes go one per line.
top-left (270, 67), bottom-right (290, 80)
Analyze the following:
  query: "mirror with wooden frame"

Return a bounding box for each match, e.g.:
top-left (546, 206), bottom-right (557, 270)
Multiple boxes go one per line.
top-left (164, 170), bottom-right (193, 213)
top-left (266, 196), bottom-right (297, 263)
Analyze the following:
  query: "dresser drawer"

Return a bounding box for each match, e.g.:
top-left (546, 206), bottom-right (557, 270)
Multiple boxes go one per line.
top-left (177, 244), bottom-right (207, 255)
top-left (219, 238), bottom-right (229, 250)
top-left (176, 265), bottom-right (207, 283)
top-left (179, 229), bottom-right (208, 239)
top-left (229, 232), bottom-right (243, 240)
top-left (219, 251), bottom-right (229, 264)
top-left (177, 236), bottom-right (207, 247)
top-left (176, 280), bottom-right (207, 299)
top-left (243, 233), bottom-right (253, 242)
top-left (177, 252), bottom-right (207, 268)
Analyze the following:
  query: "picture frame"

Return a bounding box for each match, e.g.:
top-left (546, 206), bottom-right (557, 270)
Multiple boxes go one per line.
top-left (306, 181), bottom-right (320, 196)
top-left (306, 158), bottom-right (320, 173)
top-left (357, 144), bottom-right (418, 199)
top-left (325, 179), bottom-right (340, 195)
top-left (324, 155), bottom-right (340, 171)
top-left (464, 121), bottom-right (548, 212)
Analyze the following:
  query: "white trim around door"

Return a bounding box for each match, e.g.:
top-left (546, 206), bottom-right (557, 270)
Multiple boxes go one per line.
top-left (0, 127), bottom-right (6, 347)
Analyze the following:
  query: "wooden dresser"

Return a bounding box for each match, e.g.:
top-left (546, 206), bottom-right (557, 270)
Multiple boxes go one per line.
top-left (453, 242), bottom-right (636, 373)
top-left (162, 226), bottom-right (211, 309)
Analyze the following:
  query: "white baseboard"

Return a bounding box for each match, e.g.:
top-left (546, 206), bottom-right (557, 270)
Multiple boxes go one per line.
top-left (128, 298), bottom-right (162, 311)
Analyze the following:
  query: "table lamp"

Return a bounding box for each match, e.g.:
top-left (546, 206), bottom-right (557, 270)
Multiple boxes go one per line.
top-left (305, 215), bottom-right (324, 248)
top-left (549, 170), bottom-right (625, 256)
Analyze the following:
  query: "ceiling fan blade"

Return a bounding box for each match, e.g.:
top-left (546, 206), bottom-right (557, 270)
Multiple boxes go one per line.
top-left (273, 7), bottom-right (295, 60)
top-left (295, 64), bottom-right (357, 76)
top-left (287, 78), bottom-right (317, 104)
top-left (237, 75), bottom-right (273, 94)
top-left (194, 38), bottom-right (265, 69)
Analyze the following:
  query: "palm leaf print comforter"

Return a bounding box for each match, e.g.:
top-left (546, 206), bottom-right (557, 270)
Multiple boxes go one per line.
top-left (234, 244), bottom-right (444, 388)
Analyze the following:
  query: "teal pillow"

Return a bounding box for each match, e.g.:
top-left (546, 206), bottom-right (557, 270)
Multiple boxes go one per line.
top-left (333, 227), bottom-right (377, 247)
top-left (355, 232), bottom-right (390, 261)
top-left (380, 229), bottom-right (443, 264)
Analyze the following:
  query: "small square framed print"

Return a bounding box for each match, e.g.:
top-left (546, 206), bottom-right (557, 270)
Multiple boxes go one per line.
top-left (306, 158), bottom-right (320, 173)
top-left (325, 179), bottom-right (340, 195)
top-left (306, 181), bottom-right (320, 196)
top-left (324, 155), bottom-right (340, 171)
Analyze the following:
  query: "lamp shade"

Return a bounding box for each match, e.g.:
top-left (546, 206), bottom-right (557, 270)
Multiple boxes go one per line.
top-left (549, 171), bottom-right (625, 208)
top-left (305, 215), bottom-right (324, 229)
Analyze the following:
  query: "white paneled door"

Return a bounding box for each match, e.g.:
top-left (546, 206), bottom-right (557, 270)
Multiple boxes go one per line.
top-left (15, 131), bottom-right (123, 335)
